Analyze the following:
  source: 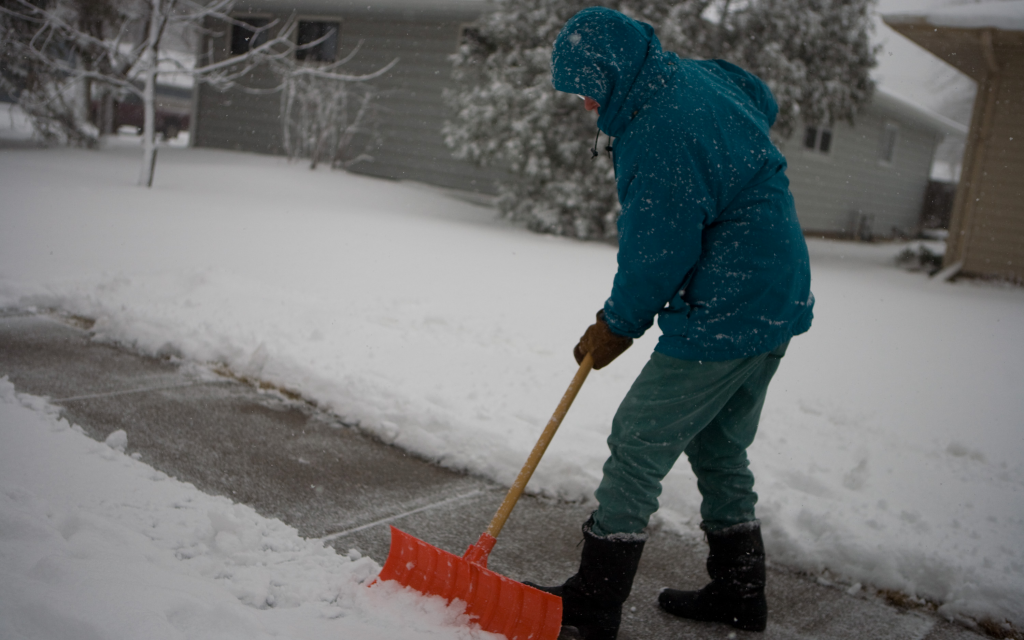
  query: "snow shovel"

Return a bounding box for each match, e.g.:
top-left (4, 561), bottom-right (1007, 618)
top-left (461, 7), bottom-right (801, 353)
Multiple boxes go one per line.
top-left (378, 353), bottom-right (595, 640)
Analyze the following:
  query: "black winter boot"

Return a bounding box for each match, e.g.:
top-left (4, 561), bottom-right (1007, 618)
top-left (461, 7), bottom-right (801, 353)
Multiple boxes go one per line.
top-left (527, 517), bottom-right (646, 640)
top-left (658, 520), bottom-right (767, 632)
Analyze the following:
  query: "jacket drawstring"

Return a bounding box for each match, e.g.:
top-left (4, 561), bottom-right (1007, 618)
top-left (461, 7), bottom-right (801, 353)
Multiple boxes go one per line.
top-left (591, 129), bottom-right (614, 160)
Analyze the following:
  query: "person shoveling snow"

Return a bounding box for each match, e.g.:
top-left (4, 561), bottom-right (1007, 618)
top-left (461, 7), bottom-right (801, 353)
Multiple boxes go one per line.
top-left (530, 8), bottom-right (814, 639)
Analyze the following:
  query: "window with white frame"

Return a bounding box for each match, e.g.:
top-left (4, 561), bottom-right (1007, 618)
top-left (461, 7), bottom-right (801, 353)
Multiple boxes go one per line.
top-left (880, 123), bottom-right (899, 164)
top-left (803, 126), bottom-right (832, 154)
top-left (296, 20), bottom-right (339, 62)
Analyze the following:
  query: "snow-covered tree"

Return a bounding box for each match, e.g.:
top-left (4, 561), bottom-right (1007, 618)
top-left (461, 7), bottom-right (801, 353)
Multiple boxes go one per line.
top-left (0, 0), bottom-right (299, 186)
top-left (722, 0), bottom-right (877, 136)
top-left (278, 42), bottom-right (396, 171)
top-left (444, 0), bottom-right (878, 239)
top-left (444, 0), bottom-right (618, 239)
top-left (0, 0), bottom-right (131, 147)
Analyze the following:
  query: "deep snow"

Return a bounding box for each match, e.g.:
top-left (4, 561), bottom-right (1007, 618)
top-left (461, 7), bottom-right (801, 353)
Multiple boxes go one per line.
top-left (1, 132), bottom-right (1022, 630)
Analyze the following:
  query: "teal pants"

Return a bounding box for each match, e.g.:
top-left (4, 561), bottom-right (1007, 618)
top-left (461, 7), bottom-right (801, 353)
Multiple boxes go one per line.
top-left (591, 342), bottom-right (787, 536)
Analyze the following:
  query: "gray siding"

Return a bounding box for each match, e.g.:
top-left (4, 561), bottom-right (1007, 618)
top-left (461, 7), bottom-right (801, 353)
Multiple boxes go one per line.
top-left (334, 15), bottom-right (501, 192)
top-left (193, 10), bottom-right (503, 194)
top-left (193, 8), bottom-right (948, 234)
top-left (194, 67), bottom-right (283, 155)
top-left (779, 103), bottom-right (940, 239)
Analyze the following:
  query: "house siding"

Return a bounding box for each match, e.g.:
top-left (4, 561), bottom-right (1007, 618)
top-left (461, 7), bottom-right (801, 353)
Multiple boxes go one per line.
top-left (192, 7), bottom-right (954, 241)
top-left (961, 53), bottom-right (1024, 280)
top-left (193, 9), bottom-right (504, 194)
top-left (884, 17), bottom-right (1024, 282)
top-left (194, 67), bottom-right (283, 155)
top-left (779, 105), bottom-right (940, 239)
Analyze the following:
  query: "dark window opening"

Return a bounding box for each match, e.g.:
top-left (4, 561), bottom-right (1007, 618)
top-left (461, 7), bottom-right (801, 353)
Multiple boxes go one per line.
top-left (819, 129), bottom-right (832, 153)
top-left (804, 126), bottom-right (817, 149)
top-left (297, 21), bottom-right (339, 62)
top-left (230, 18), bottom-right (270, 55)
top-left (803, 126), bottom-right (832, 155)
top-left (461, 26), bottom-right (482, 47)
top-left (458, 25), bottom-right (495, 57)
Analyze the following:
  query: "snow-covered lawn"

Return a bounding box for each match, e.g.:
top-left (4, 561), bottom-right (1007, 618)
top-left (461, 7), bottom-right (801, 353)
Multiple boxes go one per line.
top-left (1, 138), bottom-right (1022, 632)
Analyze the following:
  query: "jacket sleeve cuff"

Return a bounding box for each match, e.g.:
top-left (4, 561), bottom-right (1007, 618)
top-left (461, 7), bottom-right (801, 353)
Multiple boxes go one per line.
top-left (601, 303), bottom-right (649, 339)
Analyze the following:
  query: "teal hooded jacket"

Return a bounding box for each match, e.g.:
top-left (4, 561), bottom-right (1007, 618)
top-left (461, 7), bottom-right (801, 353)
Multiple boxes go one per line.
top-left (552, 8), bottom-right (813, 361)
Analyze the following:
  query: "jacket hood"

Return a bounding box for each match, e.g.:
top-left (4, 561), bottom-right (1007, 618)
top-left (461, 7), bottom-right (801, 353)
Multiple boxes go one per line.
top-left (709, 59), bottom-right (780, 128)
top-left (551, 8), bottom-right (667, 137)
top-left (552, 9), bottom-right (782, 135)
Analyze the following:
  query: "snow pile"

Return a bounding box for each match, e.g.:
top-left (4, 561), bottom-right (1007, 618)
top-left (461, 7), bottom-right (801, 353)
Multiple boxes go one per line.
top-left (1, 142), bottom-right (1022, 629)
top-left (0, 377), bottom-right (500, 640)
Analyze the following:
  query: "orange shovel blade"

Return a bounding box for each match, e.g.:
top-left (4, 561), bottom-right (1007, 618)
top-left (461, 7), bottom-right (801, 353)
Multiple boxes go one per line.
top-left (378, 526), bottom-right (562, 640)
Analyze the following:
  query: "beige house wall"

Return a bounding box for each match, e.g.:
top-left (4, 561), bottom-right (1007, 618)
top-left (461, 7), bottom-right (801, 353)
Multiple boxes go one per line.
top-left (955, 53), bottom-right (1024, 280)
top-left (886, 18), bottom-right (1024, 281)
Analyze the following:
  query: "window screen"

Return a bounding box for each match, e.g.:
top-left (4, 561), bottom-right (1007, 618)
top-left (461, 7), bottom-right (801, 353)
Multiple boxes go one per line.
top-left (230, 18), bottom-right (270, 55)
top-left (297, 21), bottom-right (339, 62)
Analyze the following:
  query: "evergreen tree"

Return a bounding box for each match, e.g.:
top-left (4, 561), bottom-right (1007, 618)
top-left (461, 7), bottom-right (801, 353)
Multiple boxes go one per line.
top-left (444, 0), bottom-right (877, 239)
top-left (727, 0), bottom-right (878, 136)
top-left (443, 0), bottom-right (619, 239)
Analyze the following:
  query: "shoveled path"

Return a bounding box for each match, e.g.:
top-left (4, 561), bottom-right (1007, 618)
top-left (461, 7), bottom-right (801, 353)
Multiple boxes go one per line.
top-left (0, 309), bottom-right (985, 640)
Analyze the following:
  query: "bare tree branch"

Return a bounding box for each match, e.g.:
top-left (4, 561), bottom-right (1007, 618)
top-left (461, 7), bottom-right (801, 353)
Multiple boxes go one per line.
top-left (2, 0), bottom-right (398, 185)
top-left (283, 57), bottom-right (399, 83)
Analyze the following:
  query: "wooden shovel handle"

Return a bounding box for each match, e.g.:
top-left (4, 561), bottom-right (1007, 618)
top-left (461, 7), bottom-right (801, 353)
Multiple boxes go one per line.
top-left (485, 353), bottom-right (595, 540)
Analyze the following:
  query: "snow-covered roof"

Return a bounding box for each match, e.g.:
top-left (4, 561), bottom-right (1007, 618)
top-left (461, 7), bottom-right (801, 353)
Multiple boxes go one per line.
top-left (874, 86), bottom-right (968, 137)
top-left (885, 0), bottom-right (1024, 32)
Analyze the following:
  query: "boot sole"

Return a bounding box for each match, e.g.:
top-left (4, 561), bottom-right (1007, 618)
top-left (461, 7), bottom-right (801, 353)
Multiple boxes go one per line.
top-left (658, 590), bottom-right (767, 632)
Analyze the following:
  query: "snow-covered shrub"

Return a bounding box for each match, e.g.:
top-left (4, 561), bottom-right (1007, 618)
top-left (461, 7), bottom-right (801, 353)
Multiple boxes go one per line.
top-left (896, 242), bottom-right (945, 275)
top-left (444, 0), bottom-right (878, 240)
top-left (280, 72), bottom-right (381, 170)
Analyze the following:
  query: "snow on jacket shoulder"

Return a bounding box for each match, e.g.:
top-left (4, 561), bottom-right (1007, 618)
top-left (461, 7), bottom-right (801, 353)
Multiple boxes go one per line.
top-left (552, 8), bottom-right (813, 361)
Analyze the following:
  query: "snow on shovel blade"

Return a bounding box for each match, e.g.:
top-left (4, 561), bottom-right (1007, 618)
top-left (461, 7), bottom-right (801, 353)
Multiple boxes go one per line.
top-left (378, 526), bottom-right (562, 640)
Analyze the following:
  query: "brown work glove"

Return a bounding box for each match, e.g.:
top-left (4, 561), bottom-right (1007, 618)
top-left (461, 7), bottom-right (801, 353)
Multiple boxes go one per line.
top-left (574, 310), bottom-right (633, 370)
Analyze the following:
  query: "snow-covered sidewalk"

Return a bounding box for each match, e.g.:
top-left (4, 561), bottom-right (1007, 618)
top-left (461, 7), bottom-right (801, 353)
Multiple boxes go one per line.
top-left (0, 377), bottom-right (502, 639)
top-left (1, 140), bottom-right (1022, 630)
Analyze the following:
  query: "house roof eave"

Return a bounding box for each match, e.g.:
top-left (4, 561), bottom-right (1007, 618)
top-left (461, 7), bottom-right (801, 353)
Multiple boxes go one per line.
top-left (873, 86), bottom-right (969, 138)
top-left (884, 0), bottom-right (1024, 33)
top-left (883, 1), bottom-right (1024, 81)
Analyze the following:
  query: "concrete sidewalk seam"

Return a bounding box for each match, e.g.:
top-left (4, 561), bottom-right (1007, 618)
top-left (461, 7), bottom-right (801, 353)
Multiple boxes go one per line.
top-left (53, 381), bottom-right (204, 403)
top-left (320, 488), bottom-right (494, 542)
